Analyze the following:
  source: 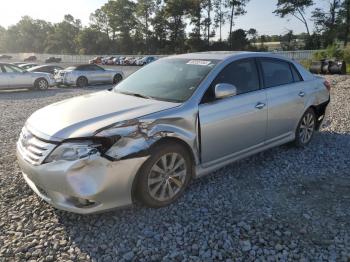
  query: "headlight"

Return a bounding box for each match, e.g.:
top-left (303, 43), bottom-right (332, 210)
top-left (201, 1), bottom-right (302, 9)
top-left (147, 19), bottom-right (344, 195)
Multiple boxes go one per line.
top-left (45, 142), bottom-right (100, 163)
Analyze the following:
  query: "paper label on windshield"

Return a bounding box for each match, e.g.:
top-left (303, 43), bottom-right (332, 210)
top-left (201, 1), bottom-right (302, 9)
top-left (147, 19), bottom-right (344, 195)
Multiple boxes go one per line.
top-left (187, 60), bottom-right (211, 66)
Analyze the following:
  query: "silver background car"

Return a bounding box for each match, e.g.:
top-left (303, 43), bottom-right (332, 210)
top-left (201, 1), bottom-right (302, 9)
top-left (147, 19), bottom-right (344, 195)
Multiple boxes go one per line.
top-left (56, 64), bottom-right (124, 87)
top-left (0, 63), bottom-right (55, 90)
top-left (17, 52), bottom-right (330, 214)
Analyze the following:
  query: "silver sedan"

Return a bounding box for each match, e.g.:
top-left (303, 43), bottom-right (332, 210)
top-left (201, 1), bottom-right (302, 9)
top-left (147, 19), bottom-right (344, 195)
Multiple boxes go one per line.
top-left (17, 52), bottom-right (330, 214)
top-left (55, 64), bottom-right (124, 87)
top-left (0, 63), bottom-right (55, 90)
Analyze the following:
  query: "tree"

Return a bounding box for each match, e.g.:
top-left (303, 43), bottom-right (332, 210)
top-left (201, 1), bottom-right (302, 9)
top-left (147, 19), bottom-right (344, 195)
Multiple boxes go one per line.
top-left (213, 0), bottom-right (228, 42)
top-left (247, 28), bottom-right (258, 44)
top-left (229, 28), bottom-right (249, 50)
top-left (89, 8), bottom-right (110, 37)
top-left (203, 0), bottom-right (214, 47)
top-left (136, 0), bottom-right (156, 52)
top-left (274, 0), bottom-right (314, 36)
top-left (76, 28), bottom-right (111, 54)
top-left (312, 0), bottom-right (341, 46)
top-left (164, 0), bottom-right (190, 53)
top-left (151, 3), bottom-right (169, 52)
top-left (227, 0), bottom-right (249, 48)
top-left (338, 0), bottom-right (350, 46)
top-left (45, 15), bottom-right (81, 54)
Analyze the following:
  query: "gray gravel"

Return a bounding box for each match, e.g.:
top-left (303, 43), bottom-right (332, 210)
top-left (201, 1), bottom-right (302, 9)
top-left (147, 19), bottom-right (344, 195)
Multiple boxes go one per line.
top-left (0, 75), bottom-right (349, 261)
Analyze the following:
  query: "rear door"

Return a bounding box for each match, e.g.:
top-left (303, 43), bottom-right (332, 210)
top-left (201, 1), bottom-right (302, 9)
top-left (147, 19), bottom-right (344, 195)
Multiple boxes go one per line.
top-left (258, 58), bottom-right (305, 142)
top-left (88, 65), bottom-right (107, 83)
top-left (199, 58), bottom-right (268, 164)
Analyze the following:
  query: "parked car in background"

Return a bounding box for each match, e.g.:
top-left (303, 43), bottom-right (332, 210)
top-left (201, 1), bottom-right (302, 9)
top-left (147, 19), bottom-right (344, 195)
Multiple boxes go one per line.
top-left (24, 56), bottom-right (37, 62)
top-left (16, 52), bottom-right (330, 214)
top-left (89, 56), bottom-right (103, 64)
top-left (130, 57), bottom-right (142, 66)
top-left (55, 64), bottom-right (124, 87)
top-left (0, 63), bottom-right (55, 90)
top-left (45, 57), bottom-right (62, 63)
top-left (124, 57), bottom-right (135, 65)
top-left (136, 56), bottom-right (157, 66)
top-left (102, 56), bottom-right (115, 65)
top-left (115, 56), bottom-right (126, 65)
top-left (27, 65), bottom-right (63, 75)
top-left (19, 63), bottom-right (38, 70)
top-left (0, 55), bottom-right (12, 60)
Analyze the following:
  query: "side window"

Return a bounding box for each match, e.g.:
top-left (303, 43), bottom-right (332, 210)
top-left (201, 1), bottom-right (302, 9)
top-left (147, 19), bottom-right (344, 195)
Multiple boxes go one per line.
top-left (201, 59), bottom-right (260, 103)
top-left (3, 65), bottom-right (19, 73)
top-left (260, 59), bottom-right (294, 88)
top-left (291, 64), bottom-right (303, 82)
top-left (93, 65), bottom-right (104, 71)
top-left (214, 59), bottom-right (260, 94)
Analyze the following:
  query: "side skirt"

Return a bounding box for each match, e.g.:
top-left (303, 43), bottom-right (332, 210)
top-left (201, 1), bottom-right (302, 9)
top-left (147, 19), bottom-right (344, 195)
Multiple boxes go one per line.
top-left (195, 134), bottom-right (294, 178)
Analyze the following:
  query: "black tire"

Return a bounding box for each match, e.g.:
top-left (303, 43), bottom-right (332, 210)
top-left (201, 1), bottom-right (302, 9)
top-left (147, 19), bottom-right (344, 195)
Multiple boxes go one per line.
top-left (34, 78), bottom-right (49, 90)
top-left (76, 76), bottom-right (88, 88)
top-left (135, 142), bottom-right (192, 208)
top-left (113, 74), bottom-right (123, 84)
top-left (294, 108), bottom-right (316, 147)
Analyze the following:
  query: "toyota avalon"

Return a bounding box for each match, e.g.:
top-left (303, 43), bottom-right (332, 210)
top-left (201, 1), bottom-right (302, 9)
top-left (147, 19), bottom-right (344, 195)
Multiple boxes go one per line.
top-left (17, 52), bottom-right (330, 214)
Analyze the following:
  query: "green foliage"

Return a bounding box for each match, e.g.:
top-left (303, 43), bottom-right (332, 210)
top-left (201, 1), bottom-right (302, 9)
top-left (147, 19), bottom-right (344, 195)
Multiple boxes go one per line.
top-left (313, 44), bottom-right (344, 60)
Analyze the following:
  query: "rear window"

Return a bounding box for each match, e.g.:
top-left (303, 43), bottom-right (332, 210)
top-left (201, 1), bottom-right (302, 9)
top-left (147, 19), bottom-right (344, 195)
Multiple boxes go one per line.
top-left (261, 59), bottom-right (294, 88)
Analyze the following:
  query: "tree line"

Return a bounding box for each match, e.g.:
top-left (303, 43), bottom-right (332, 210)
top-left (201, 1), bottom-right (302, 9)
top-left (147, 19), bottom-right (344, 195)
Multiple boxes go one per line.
top-left (0, 0), bottom-right (350, 55)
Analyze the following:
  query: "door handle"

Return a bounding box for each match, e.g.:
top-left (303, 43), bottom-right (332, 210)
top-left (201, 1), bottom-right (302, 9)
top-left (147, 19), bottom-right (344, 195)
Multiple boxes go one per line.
top-left (299, 91), bottom-right (305, 97)
top-left (255, 102), bottom-right (266, 109)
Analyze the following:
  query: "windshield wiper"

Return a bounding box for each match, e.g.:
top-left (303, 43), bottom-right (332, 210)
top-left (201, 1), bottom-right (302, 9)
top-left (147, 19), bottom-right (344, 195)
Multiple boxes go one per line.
top-left (117, 91), bottom-right (152, 99)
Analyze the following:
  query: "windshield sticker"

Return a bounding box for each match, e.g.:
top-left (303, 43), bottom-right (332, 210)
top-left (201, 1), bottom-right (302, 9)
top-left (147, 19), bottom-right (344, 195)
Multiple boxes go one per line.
top-left (187, 60), bottom-right (211, 66)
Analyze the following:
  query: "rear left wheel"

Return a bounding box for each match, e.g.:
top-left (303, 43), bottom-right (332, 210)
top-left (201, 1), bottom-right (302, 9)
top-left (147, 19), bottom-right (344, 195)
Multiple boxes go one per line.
top-left (294, 108), bottom-right (316, 147)
top-left (135, 143), bottom-right (192, 208)
top-left (34, 78), bottom-right (49, 90)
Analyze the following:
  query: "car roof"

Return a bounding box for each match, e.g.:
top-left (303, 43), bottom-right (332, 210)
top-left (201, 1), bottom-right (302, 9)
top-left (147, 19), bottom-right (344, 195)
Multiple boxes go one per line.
top-left (166, 51), bottom-right (292, 62)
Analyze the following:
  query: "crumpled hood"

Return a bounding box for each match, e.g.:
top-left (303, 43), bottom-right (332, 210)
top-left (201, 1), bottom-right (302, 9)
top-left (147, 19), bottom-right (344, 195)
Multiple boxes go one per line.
top-left (26, 90), bottom-right (179, 140)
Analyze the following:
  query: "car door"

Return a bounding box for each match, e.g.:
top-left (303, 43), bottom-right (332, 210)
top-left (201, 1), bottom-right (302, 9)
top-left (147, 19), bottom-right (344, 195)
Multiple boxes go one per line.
top-left (88, 65), bottom-right (106, 83)
top-left (0, 65), bottom-right (9, 88)
top-left (199, 58), bottom-right (268, 164)
top-left (258, 58), bottom-right (305, 142)
top-left (3, 64), bottom-right (31, 87)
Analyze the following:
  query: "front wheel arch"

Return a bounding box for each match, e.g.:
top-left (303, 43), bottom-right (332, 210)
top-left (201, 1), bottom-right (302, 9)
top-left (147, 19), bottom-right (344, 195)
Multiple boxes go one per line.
top-left (131, 137), bottom-right (196, 203)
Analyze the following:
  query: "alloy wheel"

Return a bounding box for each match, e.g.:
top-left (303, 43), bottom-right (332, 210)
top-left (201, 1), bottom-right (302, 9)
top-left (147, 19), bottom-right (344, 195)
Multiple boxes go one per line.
top-left (147, 153), bottom-right (187, 202)
top-left (38, 79), bottom-right (48, 90)
top-left (299, 112), bottom-right (315, 144)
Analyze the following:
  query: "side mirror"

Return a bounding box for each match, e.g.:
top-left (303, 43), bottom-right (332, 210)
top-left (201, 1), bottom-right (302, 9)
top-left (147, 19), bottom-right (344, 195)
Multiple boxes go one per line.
top-left (214, 83), bottom-right (237, 99)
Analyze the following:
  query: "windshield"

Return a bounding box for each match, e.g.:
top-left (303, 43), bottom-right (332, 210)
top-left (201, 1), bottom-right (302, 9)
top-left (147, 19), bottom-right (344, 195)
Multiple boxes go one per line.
top-left (114, 58), bottom-right (218, 102)
top-left (66, 66), bottom-right (77, 70)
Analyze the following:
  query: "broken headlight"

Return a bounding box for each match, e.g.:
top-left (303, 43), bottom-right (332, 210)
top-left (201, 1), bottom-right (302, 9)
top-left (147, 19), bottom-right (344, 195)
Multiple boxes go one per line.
top-left (45, 142), bottom-right (100, 163)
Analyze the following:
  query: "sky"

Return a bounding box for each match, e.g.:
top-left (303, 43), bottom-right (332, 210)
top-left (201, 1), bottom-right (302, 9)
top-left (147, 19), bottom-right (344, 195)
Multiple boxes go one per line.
top-left (0, 0), bottom-right (328, 36)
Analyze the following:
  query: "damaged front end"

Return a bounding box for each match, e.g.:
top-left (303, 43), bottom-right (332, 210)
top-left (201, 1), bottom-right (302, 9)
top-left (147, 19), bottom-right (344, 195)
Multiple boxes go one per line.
top-left (17, 115), bottom-right (197, 214)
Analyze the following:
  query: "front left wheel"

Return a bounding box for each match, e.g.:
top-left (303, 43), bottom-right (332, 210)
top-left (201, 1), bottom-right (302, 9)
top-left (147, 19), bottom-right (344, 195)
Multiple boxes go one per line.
top-left (135, 142), bottom-right (192, 208)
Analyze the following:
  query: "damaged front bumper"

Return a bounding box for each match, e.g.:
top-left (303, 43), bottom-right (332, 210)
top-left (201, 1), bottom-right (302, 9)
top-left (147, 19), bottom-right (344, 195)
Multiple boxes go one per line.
top-left (17, 147), bottom-right (148, 214)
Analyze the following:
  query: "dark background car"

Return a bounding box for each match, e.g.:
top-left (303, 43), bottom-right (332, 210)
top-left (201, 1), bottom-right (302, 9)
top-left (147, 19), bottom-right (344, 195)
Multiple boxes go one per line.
top-left (0, 55), bottom-right (12, 60)
top-left (24, 55), bottom-right (37, 62)
top-left (45, 57), bottom-right (62, 63)
top-left (27, 65), bottom-right (63, 75)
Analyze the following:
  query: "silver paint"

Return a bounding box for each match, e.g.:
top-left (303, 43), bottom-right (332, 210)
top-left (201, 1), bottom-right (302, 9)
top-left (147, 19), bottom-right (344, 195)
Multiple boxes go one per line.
top-left (17, 52), bottom-right (330, 214)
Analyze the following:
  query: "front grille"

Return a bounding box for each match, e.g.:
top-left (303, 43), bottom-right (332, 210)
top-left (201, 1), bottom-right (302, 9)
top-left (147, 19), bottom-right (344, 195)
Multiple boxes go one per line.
top-left (17, 127), bottom-right (56, 166)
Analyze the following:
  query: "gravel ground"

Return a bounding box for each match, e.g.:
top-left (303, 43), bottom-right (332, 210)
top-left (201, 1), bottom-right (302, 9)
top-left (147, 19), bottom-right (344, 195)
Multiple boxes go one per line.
top-left (0, 75), bottom-right (349, 261)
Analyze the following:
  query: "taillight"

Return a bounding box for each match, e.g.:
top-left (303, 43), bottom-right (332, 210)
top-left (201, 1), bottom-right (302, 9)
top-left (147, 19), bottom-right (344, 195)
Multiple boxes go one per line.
top-left (324, 80), bottom-right (331, 91)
